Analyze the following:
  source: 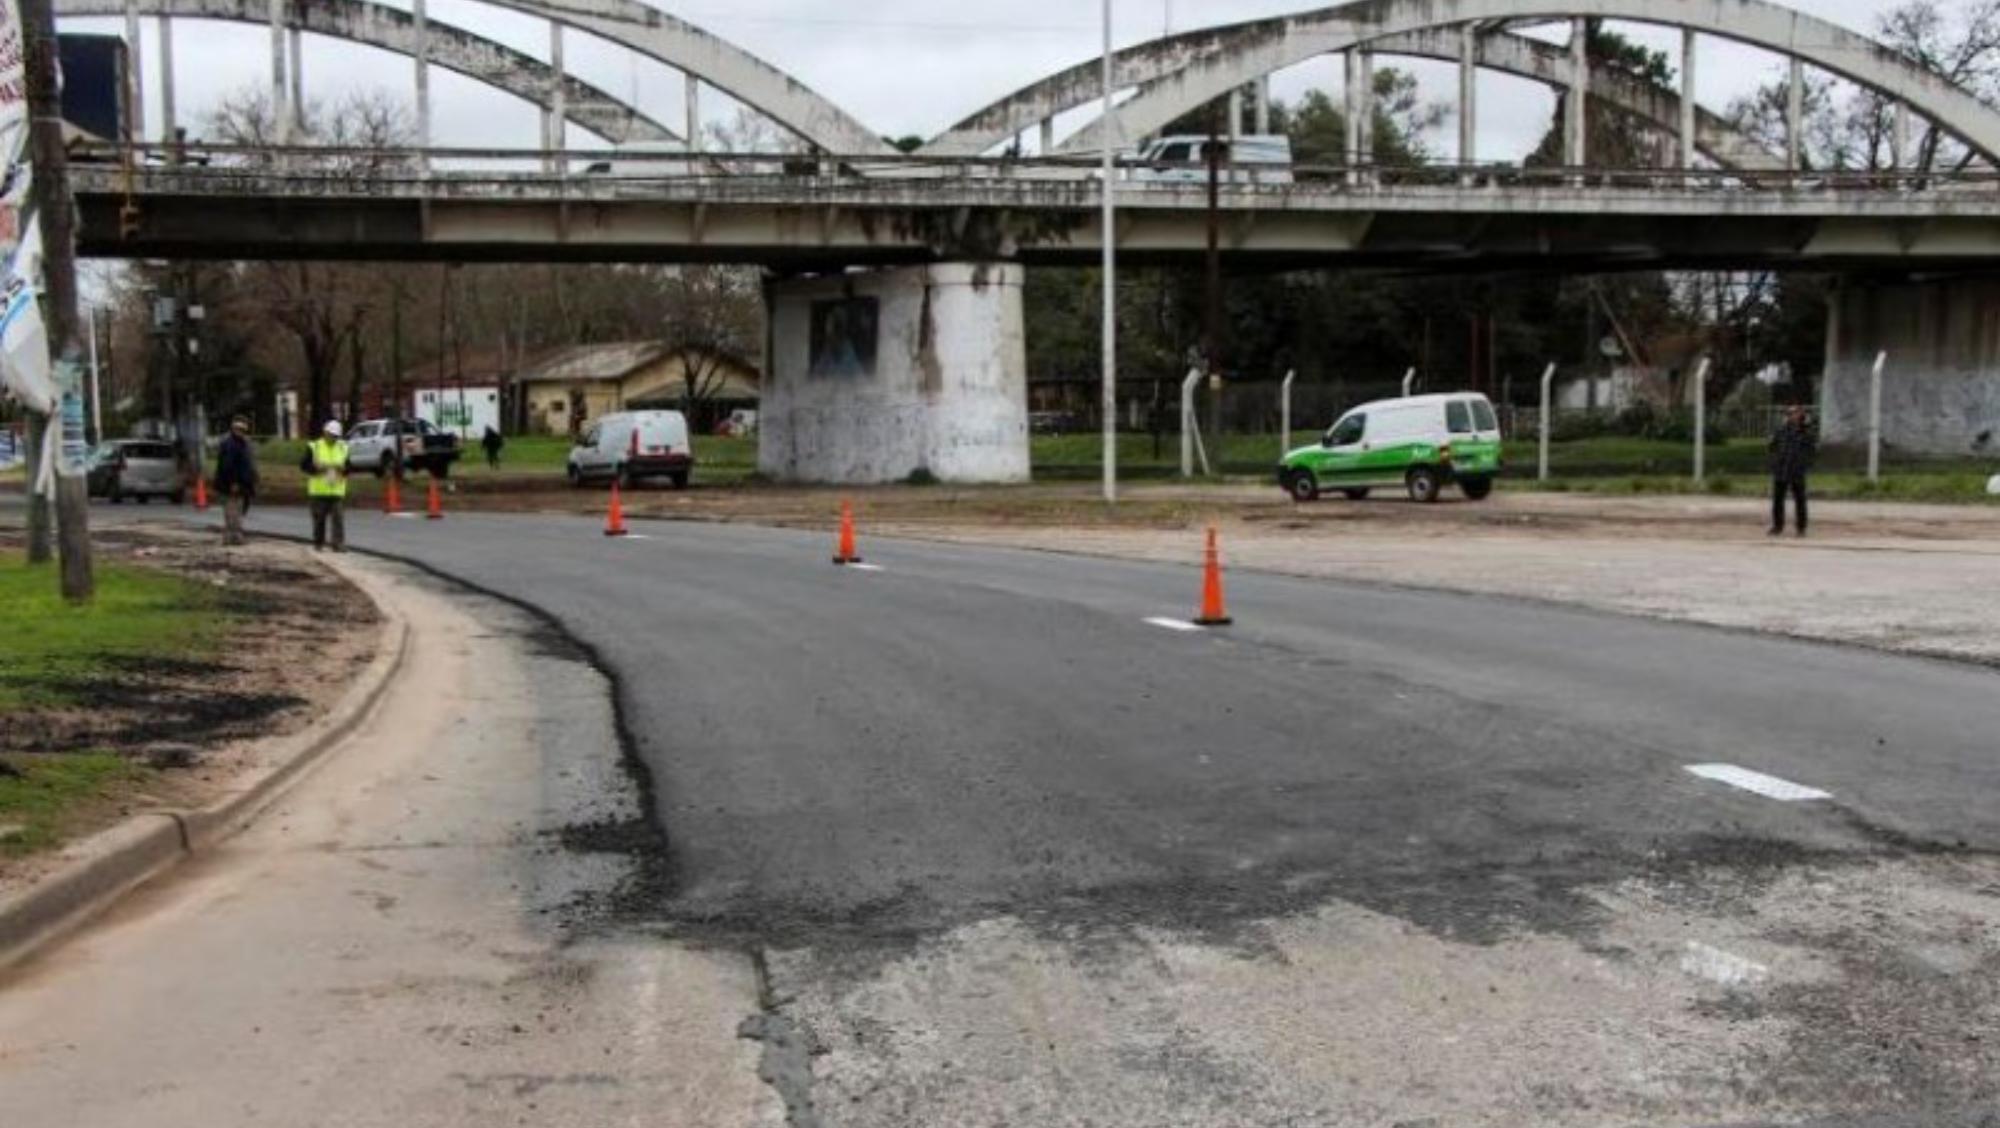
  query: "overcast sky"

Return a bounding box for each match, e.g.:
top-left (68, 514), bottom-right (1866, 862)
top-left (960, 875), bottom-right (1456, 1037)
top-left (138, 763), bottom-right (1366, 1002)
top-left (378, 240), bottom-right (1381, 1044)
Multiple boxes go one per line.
top-left (61, 0), bottom-right (1912, 159)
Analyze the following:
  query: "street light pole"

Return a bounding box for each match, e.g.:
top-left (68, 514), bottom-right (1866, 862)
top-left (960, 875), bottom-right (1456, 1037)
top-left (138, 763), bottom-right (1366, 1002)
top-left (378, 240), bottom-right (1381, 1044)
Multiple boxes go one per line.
top-left (1100, 0), bottom-right (1117, 503)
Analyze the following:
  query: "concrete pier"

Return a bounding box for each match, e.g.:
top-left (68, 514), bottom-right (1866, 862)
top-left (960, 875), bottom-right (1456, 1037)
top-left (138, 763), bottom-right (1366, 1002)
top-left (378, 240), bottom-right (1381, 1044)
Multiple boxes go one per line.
top-left (758, 263), bottom-right (1030, 484)
top-left (1823, 277), bottom-right (2000, 457)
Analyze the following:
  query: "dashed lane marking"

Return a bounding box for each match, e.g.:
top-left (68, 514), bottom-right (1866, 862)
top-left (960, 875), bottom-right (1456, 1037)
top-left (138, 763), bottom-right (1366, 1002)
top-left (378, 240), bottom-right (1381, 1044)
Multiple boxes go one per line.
top-left (846, 563), bottom-right (885, 572)
top-left (1145, 617), bottom-right (1203, 633)
top-left (1685, 763), bottom-right (1832, 802)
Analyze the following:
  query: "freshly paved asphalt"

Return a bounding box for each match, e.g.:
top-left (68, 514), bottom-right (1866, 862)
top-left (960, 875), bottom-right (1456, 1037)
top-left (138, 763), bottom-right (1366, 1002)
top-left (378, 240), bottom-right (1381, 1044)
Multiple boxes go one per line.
top-left (195, 504), bottom-right (2000, 945)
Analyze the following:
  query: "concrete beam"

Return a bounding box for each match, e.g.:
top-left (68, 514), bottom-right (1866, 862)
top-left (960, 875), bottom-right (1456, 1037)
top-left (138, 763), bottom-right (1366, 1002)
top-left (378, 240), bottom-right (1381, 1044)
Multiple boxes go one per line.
top-left (74, 162), bottom-right (2000, 273)
top-left (57, 0), bottom-right (678, 145)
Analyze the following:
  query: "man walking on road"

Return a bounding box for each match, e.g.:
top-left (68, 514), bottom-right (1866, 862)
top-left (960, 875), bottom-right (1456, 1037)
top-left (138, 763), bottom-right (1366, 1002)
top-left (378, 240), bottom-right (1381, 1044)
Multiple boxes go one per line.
top-left (1769, 404), bottom-right (1817, 538)
top-left (307, 421), bottom-right (351, 553)
top-left (214, 415), bottom-right (258, 546)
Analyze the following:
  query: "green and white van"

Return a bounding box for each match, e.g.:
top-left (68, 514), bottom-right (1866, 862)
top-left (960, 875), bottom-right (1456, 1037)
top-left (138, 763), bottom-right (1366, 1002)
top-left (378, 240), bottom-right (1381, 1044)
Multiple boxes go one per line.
top-left (1278, 392), bottom-right (1503, 503)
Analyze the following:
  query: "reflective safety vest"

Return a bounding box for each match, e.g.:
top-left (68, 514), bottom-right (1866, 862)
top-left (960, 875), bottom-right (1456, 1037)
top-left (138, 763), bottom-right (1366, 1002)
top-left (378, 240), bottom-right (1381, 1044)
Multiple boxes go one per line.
top-left (308, 439), bottom-right (350, 499)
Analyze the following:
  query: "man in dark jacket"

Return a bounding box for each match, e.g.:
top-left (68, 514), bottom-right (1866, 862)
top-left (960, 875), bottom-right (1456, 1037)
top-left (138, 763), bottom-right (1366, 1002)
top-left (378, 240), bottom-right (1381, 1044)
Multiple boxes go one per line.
top-left (214, 415), bottom-right (258, 546)
top-left (1768, 405), bottom-right (1817, 538)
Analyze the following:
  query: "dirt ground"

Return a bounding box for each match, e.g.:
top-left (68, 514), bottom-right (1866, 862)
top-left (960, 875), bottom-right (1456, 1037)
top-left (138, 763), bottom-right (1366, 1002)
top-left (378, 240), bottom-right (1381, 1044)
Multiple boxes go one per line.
top-left (493, 483), bottom-right (2000, 668)
top-left (0, 527), bottom-right (384, 889)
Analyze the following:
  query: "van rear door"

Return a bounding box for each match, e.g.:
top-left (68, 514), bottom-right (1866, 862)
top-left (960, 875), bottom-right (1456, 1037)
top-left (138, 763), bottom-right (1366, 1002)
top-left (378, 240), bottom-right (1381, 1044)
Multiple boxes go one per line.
top-left (637, 414), bottom-right (689, 456)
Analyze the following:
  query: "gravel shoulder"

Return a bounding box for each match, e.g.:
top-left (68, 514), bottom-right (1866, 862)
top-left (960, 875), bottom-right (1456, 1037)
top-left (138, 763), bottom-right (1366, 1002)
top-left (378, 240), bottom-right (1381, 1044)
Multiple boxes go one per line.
top-left (846, 491), bottom-right (2000, 667)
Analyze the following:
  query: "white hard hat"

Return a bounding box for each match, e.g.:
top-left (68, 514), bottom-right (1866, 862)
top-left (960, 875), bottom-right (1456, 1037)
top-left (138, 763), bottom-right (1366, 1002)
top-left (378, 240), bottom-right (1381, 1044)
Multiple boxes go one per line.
top-left (323, 420), bottom-right (344, 438)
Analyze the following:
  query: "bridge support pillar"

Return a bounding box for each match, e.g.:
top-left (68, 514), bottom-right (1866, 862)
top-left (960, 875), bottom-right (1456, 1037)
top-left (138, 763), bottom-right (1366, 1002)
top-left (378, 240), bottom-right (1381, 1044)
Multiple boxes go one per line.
top-left (1822, 277), bottom-right (2000, 457)
top-left (758, 263), bottom-right (1030, 485)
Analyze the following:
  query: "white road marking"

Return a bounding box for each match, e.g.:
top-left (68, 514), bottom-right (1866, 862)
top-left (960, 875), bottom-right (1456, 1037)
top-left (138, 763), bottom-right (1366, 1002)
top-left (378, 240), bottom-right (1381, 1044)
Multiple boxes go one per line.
top-left (1145, 617), bottom-right (1203, 632)
top-left (1685, 763), bottom-right (1831, 802)
top-left (387, 513), bottom-right (418, 520)
top-left (610, 534), bottom-right (653, 541)
top-left (847, 563), bottom-right (885, 572)
top-left (1680, 941), bottom-right (1769, 988)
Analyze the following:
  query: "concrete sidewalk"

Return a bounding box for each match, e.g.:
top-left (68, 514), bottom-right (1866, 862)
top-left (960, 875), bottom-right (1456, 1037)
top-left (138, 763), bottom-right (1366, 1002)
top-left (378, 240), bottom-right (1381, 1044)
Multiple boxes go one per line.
top-left (0, 558), bottom-right (777, 1128)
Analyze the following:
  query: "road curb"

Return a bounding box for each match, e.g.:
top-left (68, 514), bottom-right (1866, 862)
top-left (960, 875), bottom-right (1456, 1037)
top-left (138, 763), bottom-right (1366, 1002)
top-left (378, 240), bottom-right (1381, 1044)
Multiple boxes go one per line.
top-left (0, 555), bottom-right (411, 974)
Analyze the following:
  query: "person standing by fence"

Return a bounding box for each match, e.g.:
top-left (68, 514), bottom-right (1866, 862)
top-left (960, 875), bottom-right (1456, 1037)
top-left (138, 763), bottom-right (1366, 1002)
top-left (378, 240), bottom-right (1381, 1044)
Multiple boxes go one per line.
top-left (1768, 405), bottom-right (1817, 538)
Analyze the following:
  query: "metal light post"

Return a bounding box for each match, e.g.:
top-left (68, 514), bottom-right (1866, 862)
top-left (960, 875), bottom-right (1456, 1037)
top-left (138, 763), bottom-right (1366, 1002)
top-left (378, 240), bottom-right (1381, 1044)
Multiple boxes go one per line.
top-left (86, 306), bottom-right (103, 444)
top-left (1100, 0), bottom-right (1118, 503)
top-left (1691, 355), bottom-right (1712, 484)
top-left (1868, 350), bottom-right (1887, 483)
top-left (1279, 369), bottom-right (1296, 459)
top-left (1538, 362), bottom-right (1557, 481)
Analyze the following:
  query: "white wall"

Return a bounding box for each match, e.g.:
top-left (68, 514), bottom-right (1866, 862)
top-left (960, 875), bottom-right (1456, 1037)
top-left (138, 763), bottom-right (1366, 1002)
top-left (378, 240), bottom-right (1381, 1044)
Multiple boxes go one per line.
top-left (759, 263), bottom-right (1030, 484)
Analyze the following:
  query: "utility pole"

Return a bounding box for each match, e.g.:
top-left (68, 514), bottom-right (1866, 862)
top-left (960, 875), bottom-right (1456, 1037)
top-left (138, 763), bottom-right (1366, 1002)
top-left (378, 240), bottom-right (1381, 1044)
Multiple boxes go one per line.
top-left (1204, 101), bottom-right (1224, 473)
top-left (21, 0), bottom-right (94, 599)
top-left (1099, 0), bottom-right (1117, 503)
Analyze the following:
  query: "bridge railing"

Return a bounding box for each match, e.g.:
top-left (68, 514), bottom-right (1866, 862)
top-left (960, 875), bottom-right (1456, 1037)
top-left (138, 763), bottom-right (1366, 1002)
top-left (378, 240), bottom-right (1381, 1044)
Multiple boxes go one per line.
top-left (66, 141), bottom-right (2000, 199)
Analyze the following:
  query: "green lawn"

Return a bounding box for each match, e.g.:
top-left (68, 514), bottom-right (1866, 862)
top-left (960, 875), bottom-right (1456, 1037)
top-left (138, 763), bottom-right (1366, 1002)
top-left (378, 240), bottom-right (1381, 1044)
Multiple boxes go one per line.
top-left (0, 559), bottom-right (226, 713)
top-left (0, 752), bottom-right (147, 857)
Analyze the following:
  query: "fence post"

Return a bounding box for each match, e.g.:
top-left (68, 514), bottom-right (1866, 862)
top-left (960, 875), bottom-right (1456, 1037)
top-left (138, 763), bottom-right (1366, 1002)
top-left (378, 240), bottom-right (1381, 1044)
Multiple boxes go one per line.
top-left (1868, 350), bottom-right (1887, 484)
top-left (1280, 369), bottom-right (1296, 460)
top-left (1181, 368), bottom-right (1202, 479)
top-left (1402, 367), bottom-right (1417, 398)
top-left (1691, 355), bottom-right (1711, 485)
top-left (1538, 362), bottom-right (1557, 482)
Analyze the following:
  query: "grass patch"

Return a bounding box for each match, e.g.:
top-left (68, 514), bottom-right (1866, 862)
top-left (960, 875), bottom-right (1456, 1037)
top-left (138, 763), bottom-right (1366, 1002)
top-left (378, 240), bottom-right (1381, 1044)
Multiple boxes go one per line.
top-left (0, 752), bottom-right (150, 856)
top-left (0, 560), bottom-right (226, 713)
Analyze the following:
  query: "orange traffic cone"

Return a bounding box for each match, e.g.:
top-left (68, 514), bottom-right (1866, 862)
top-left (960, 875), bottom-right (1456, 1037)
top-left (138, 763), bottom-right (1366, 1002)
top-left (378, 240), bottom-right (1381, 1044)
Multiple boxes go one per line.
top-left (383, 474), bottom-right (404, 515)
top-left (425, 477), bottom-right (444, 521)
top-left (194, 475), bottom-right (210, 511)
top-left (604, 482), bottom-right (629, 538)
top-left (832, 498), bottom-right (862, 565)
top-left (1193, 525), bottom-right (1233, 627)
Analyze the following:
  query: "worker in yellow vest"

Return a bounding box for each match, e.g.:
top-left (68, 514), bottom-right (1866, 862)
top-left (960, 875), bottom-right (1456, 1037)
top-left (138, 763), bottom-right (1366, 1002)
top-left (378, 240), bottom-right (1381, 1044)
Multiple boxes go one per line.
top-left (306, 420), bottom-right (352, 552)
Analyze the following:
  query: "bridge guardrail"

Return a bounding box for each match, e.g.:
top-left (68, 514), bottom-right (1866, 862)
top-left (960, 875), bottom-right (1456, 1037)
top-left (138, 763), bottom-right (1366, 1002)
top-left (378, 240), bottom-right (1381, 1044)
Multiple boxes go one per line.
top-left (66, 142), bottom-right (2000, 198)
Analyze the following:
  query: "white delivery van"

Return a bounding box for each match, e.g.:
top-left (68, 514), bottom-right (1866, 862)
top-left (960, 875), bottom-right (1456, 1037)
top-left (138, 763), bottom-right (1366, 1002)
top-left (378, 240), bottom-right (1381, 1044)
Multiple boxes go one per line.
top-left (1131, 134), bottom-right (1294, 185)
top-left (568, 411), bottom-right (696, 490)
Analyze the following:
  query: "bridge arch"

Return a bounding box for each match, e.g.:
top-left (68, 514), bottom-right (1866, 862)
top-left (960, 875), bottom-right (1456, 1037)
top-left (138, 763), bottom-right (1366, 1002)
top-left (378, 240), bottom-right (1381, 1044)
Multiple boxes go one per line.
top-left (931, 0), bottom-right (2000, 167)
top-left (927, 23), bottom-right (1780, 171)
top-left (57, 0), bottom-right (678, 145)
top-left (464, 0), bottom-right (890, 154)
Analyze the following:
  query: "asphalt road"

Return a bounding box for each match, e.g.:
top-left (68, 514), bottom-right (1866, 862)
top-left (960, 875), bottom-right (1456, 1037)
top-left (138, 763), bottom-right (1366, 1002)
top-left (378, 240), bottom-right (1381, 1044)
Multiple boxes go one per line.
top-left (22, 499), bottom-right (2000, 1124)
top-left (207, 505), bottom-right (2000, 938)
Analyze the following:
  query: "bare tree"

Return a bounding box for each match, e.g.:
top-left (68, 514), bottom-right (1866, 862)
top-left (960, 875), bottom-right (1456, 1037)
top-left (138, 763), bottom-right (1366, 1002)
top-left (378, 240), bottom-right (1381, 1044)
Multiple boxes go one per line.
top-left (1728, 0), bottom-right (2000, 173)
top-left (658, 266), bottom-right (762, 427)
top-left (206, 88), bottom-right (413, 424)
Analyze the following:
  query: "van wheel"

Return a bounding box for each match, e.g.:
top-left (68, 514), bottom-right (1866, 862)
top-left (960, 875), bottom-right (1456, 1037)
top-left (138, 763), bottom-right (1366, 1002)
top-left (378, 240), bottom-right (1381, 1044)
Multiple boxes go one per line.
top-left (1342, 488), bottom-right (1371, 501)
top-left (616, 464), bottom-right (635, 490)
top-left (567, 464), bottom-right (583, 489)
top-left (1406, 467), bottom-right (1442, 504)
top-left (1460, 475), bottom-right (1495, 501)
top-left (372, 458), bottom-right (386, 478)
top-left (670, 472), bottom-right (690, 491)
top-left (1285, 470), bottom-right (1319, 503)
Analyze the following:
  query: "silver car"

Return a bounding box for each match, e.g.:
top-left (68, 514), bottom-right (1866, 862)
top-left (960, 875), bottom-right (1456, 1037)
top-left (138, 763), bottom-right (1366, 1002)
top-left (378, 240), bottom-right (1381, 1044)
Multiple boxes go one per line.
top-left (87, 439), bottom-right (185, 504)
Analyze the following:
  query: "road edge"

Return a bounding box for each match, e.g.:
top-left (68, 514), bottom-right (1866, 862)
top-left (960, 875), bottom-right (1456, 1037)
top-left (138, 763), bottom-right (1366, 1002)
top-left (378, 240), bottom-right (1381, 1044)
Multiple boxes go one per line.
top-left (0, 555), bottom-right (411, 973)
